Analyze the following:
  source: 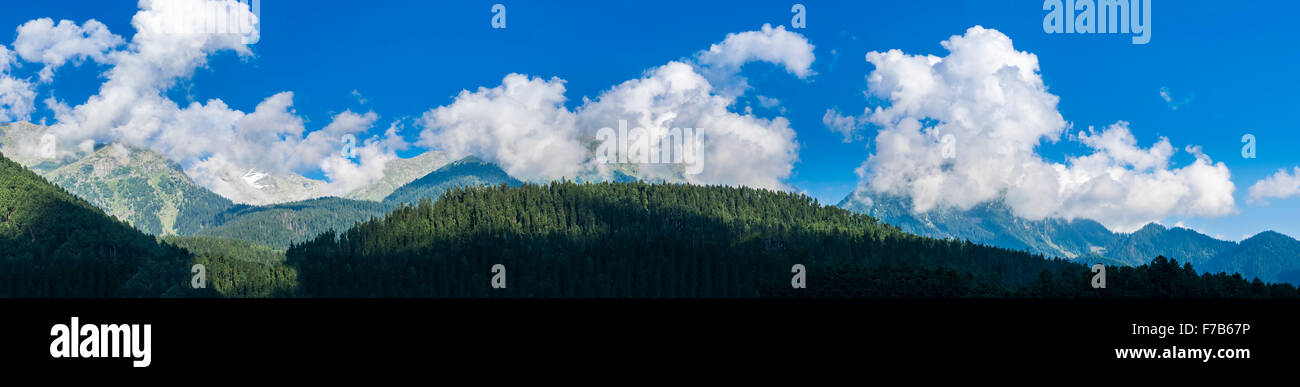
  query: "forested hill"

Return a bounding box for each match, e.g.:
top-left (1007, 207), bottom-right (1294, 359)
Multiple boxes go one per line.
top-left (287, 181), bottom-right (1300, 298)
top-left (197, 197), bottom-right (396, 249)
top-left (0, 153), bottom-right (194, 297)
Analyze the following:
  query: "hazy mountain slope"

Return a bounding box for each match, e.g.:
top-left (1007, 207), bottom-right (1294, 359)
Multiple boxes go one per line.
top-left (0, 121), bottom-right (84, 174)
top-left (346, 150), bottom-right (451, 201)
top-left (839, 190), bottom-right (1297, 284)
top-left (0, 152), bottom-right (194, 297)
top-left (44, 143), bottom-right (233, 235)
top-left (383, 156), bottom-right (521, 205)
top-left (197, 197), bottom-right (396, 249)
top-left (839, 191), bottom-right (1115, 261)
top-left (200, 166), bottom-right (329, 206)
top-left (1203, 231), bottom-right (1300, 285)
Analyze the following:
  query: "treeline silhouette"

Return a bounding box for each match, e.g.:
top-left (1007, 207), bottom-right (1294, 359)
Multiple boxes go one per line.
top-left (284, 181), bottom-right (1300, 298)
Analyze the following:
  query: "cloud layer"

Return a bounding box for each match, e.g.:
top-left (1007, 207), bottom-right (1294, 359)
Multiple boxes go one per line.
top-left (0, 44), bottom-right (36, 122)
top-left (9, 3), bottom-right (812, 204)
top-left (836, 26), bottom-right (1236, 232)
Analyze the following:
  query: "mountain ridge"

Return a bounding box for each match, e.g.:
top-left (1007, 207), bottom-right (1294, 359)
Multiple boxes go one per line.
top-left (839, 189), bottom-right (1300, 285)
top-left (43, 142), bottom-right (234, 235)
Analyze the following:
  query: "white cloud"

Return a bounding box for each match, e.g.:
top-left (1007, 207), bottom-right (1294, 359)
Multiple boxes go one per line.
top-left (418, 74), bottom-right (585, 182)
top-left (841, 26), bottom-right (1236, 232)
top-left (0, 44), bottom-right (36, 122)
top-left (0, 44), bottom-right (14, 73)
top-left (822, 108), bottom-right (859, 143)
top-left (577, 62), bottom-right (798, 189)
top-left (13, 18), bottom-right (124, 82)
top-left (351, 89), bottom-right (367, 105)
top-left (417, 25), bottom-right (811, 190)
top-left (697, 24), bottom-right (815, 78)
top-left (1247, 167), bottom-right (1300, 205)
top-left (1158, 86), bottom-right (1192, 111)
top-left (695, 23), bottom-right (815, 95)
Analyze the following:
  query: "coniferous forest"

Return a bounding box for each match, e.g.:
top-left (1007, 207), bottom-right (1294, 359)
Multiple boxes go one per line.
top-left (285, 181), bottom-right (1300, 298)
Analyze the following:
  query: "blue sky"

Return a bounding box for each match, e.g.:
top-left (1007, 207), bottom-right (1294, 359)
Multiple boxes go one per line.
top-left (2, 0), bottom-right (1298, 240)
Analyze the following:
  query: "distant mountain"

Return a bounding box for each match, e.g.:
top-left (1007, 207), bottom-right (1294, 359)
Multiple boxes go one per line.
top-left (0, 152), bottom-right (194, 297)
top-left (43, 143), bottom-right (234, 235)
top-left (1103, 223), bottom-right (1233, 268)
top-left (198, 156), bottom-right (523, 248)
top-left (200, 166), bottom-right (329, 206)
top-left (383, 156), bottom-right (521, 205)
top-left (345, 150), bottom-right (451, 201)
top-left (0, 121), bottom-right (84, 174)
top-left (840, 190), bottom-right (1298, 285)
top-left (840, 191), bottom-right (1115, 261)
top-left (1203, 231), bottom-right (1300, 285)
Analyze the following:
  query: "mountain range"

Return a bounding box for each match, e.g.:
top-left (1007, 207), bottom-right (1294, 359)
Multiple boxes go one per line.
top-left (6, 146), bottom-right (1293, 298)
top-left (0, 122), bottom-right (518, 249)
top-left (4, 120), bottom-right (1299, 287)
top-left (840, 190), bottom-right (1300, 285)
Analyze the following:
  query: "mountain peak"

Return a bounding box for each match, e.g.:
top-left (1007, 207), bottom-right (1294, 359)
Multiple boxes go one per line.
top-left (344, 150), bottom-right (452, 202)
top-left (41, 142), bottom-right (232, 236)
top-left (449, 154), bottom-right (488, 165)
top-left (1242, 230), bottom-right (1297, 244)
top-left (1134, 222), bottom-right (1168, 234)
top-left (383, 156), bottom-right (520, 205)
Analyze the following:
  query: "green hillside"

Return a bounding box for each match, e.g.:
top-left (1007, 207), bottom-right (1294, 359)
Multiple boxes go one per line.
top-left (0, 152), bottom-right (193, 296)
top-left (197, 197), bottom-right (395, 249)
top-left (1203, 231), bottom-right (1300, 285)
top-left (161, 235), bottom-right (297, 297)
top-left (44, 143), bottom-right (234, 235)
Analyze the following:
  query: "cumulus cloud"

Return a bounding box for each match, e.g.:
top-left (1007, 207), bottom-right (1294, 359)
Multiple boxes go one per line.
top-left (577, 62), bottom-right (798, 189)
top-left (840, 26), bottom-right (1236, 232)
top-left (695, 23), bottom-right (815, 95)
top-left (697, 24), bottom-right (815, 78)
top-left (13, 18), bottom-right (124, 82)
top-left (0, 44), bottom-right (37, 122)
top-left (416, 25), bottom-right (811, 190)
top-left (1247, 167), bottom-right (1300, 205)
top-left (418, 74), bottom-right (584, 181)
